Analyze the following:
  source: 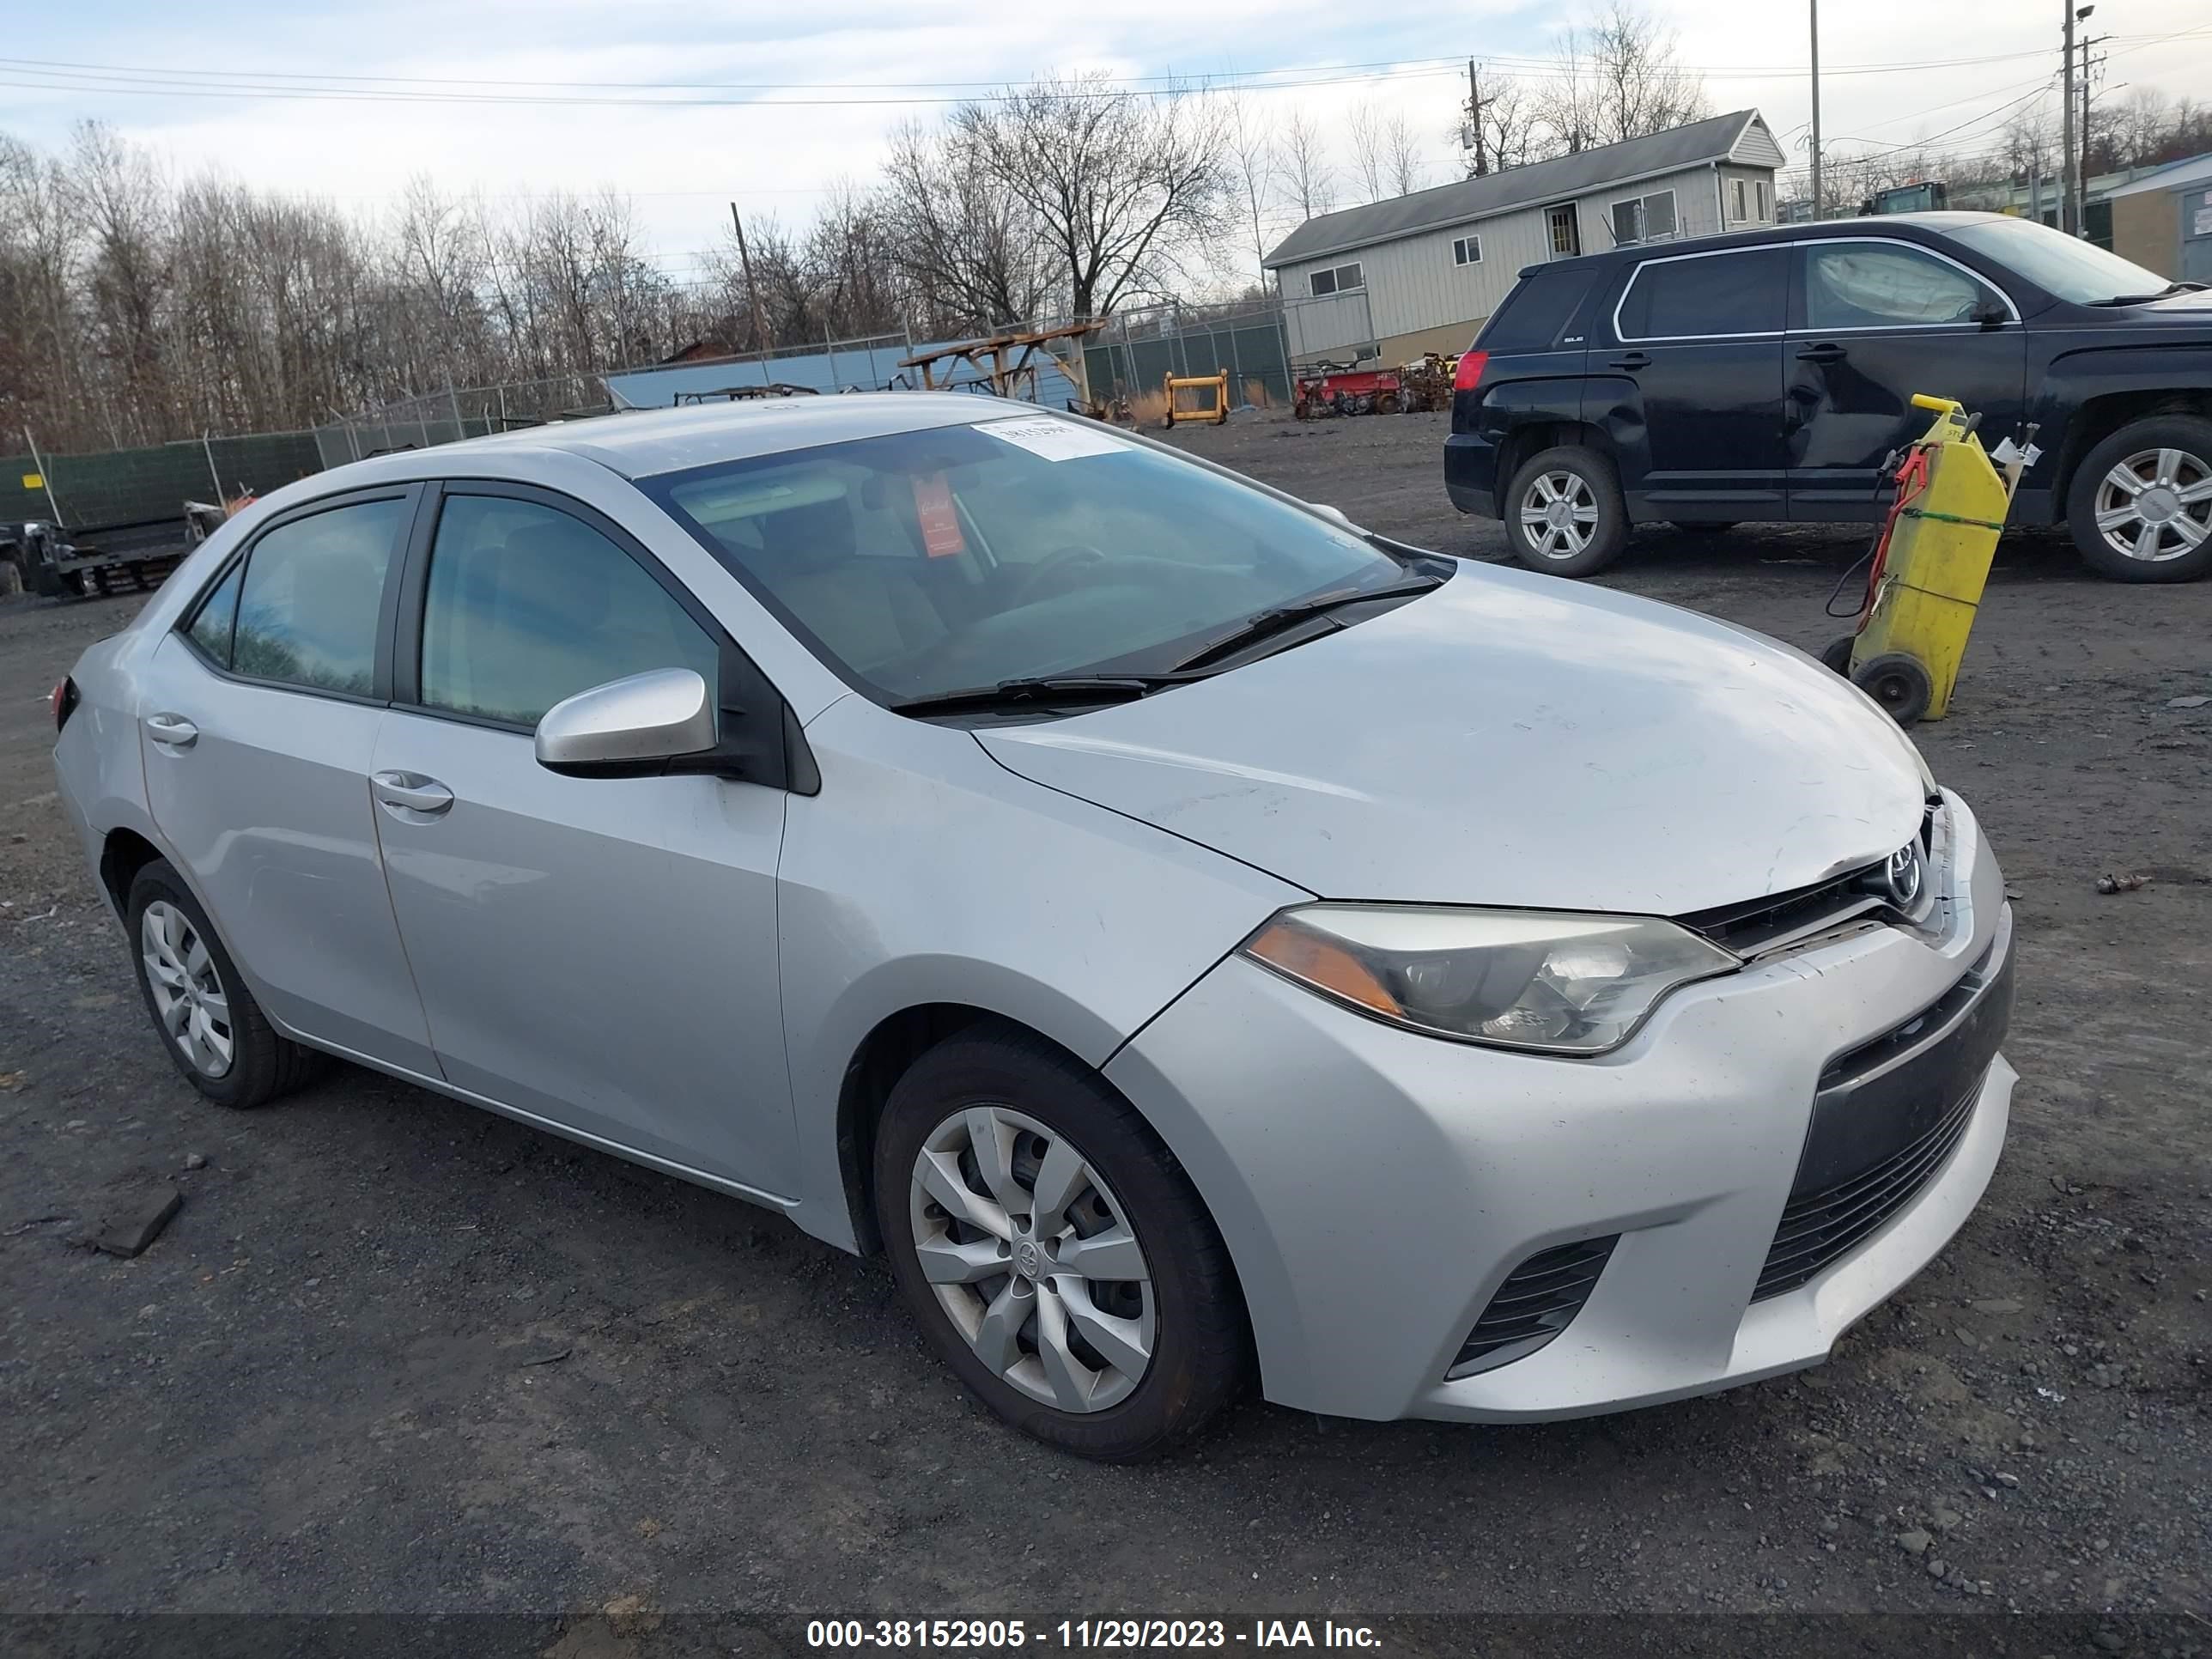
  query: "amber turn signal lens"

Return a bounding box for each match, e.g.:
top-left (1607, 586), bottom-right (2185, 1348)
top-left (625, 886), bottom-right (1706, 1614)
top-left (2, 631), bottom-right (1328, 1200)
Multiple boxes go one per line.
top-left (1244, 919), bottom-right (1402, 1017)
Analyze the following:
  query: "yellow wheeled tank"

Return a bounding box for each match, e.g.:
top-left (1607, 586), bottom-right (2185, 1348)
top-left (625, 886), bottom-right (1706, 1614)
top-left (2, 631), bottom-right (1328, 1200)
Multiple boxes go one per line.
top-left (1830, 394), bottom-right (2021, 725)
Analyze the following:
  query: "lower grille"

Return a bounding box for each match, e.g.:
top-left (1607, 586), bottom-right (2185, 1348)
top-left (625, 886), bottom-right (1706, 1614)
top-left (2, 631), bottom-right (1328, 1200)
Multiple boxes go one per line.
top-left (1448, 1236), bottom-right (1617, 1376)
top-left (1753, 1085), bottom-right (1977, 1301)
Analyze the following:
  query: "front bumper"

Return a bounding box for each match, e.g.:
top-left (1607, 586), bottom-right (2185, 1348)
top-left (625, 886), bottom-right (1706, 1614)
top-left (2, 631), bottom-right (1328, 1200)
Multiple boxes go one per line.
top-left (1103, 789), bottom-right (2013, 1423)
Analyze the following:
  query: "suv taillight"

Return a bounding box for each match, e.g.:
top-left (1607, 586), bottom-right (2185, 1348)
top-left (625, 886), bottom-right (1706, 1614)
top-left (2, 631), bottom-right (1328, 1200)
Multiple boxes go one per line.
top-left (52, 677), bottom-right (76, 732)
top-left (1453, 349), bottom-right (1489, 393)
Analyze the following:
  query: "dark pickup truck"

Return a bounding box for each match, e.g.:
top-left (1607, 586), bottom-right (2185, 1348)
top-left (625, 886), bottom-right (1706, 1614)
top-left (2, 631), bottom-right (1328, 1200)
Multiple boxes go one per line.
top-left (1445, 211), bottom-right (2212, 582)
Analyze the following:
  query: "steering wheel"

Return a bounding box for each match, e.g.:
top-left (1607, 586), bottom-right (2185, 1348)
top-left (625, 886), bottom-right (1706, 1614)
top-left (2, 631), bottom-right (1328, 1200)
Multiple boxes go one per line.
top-left (1014, 543), bottom-right (1111, 602)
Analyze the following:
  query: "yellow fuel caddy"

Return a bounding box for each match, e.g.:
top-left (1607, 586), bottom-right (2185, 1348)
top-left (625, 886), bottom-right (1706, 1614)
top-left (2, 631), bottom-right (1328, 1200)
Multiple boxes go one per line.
top-left (1826, 394), bottom-right (2025, 725)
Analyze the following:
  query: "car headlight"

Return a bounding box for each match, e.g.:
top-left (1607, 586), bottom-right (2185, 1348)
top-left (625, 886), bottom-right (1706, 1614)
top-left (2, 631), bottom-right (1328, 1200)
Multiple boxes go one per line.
top-left (1241, 904), bottom-right (1741, 1055)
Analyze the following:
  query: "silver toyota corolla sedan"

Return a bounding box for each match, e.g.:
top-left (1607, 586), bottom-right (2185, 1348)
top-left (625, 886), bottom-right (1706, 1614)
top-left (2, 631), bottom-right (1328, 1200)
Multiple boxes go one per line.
top-left (51, 394), bottom-right (2015, 1460)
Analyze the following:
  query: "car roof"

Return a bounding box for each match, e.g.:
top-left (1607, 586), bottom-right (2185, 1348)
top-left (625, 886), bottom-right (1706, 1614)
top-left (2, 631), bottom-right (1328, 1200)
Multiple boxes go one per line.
top-left (1524, 210), bottom-right (2011, 276)
top-left (407, 391), bottom-right (1020, 481)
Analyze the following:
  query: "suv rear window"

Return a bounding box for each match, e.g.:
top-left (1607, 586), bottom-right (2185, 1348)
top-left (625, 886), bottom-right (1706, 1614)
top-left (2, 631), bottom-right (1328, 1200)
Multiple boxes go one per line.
top-left (1477, 266), bottom-right (1599, 351)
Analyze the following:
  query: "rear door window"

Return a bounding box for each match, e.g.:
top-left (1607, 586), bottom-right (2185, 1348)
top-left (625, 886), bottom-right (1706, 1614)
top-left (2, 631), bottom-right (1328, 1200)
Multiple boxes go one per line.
top-left (1615, 248), bottom-right (1788, 341)
top-left (1477, 266), bottom-right (1599, 350)
top-left (232, 497), bottom-right (410, 695)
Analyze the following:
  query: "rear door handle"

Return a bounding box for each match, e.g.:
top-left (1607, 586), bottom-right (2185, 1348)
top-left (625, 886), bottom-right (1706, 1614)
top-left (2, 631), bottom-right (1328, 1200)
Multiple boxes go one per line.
top-left (143, 713), bottom-right (198, 749)
top-left (1609, 351), bottom-right (1651, 370)
top-left (370, 770), bottom-right (455, 818)
top-left (1796, 343), bottom-right (1846, 364)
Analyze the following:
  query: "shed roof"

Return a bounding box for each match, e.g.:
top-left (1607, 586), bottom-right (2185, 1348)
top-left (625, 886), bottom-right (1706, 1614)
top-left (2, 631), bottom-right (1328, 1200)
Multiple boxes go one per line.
top-left (1265, 110), bottom-right (1771, 268)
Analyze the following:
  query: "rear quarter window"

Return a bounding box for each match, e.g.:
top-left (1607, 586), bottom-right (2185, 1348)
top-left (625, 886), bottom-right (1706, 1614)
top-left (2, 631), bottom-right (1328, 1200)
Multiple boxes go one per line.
top-left (1475, 267), bottom-right (1600, 351)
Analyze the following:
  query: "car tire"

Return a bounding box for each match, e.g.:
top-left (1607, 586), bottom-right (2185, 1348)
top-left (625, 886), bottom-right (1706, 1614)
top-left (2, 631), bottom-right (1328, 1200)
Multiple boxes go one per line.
top-left (1851, 652), bottom-right (1934, 726)
top-left (2064, 416), bottom-right (2212, 583)
top-left (874, 1029), bottom-right (1249, 1462)
top-left (1819, 635), bottom-right (1856, 674)
top-left (126, 859), bottom-right (325, 1109)
top-left (1504, 446), bottom-right (1629, 577)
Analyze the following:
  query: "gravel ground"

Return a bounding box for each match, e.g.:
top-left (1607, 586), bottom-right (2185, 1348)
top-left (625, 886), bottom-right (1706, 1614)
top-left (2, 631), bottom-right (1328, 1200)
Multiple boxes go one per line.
top-left (1, 409), bottom-right (2206, 1644)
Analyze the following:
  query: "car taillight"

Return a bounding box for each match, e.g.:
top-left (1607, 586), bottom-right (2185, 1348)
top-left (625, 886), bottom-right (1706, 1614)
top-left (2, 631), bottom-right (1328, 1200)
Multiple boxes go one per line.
top-left (1453, 349), bottom-right (1489, 393)
top-left (52, 677), bottom-right (76, 732)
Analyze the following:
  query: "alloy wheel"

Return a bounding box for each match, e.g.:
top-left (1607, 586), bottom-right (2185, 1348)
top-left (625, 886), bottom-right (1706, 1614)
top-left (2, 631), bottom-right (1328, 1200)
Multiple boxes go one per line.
top-left (141, 899), bottom-right (234, 1078)
top-left (908, 1105), bottom-right (1155, 1413)
top-left (2093, 447), bottom-right (2212, 564)
top-left (1520, 470), bottom-right (1601, 561)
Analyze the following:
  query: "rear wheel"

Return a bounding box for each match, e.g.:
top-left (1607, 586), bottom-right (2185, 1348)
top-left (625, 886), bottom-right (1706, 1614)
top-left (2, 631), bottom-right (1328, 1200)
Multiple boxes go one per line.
top-left (126, 860), bottom-right (324, 1108)
top-left (1504, 446), bottom-right (1629, 578)
top-left (2065, 416), bottom-right (2212, 582)
top-left (875, 1031), bottom-right (1249, 1461)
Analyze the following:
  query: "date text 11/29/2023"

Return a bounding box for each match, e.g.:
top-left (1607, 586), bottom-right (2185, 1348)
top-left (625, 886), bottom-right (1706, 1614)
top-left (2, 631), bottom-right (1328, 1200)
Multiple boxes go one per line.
top-left (805, 1620), bottom-right (1385, 1650)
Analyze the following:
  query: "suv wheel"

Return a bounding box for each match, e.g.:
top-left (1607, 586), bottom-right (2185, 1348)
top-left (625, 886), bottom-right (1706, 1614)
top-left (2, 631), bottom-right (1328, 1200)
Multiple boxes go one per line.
top-left (1504, 446), bottom-right (1629, 577)
top-left (126, 859), bottom-right (325, 1108)
top-left (2065, 416), bottom-right (2212, 582)
top-left (875, 1030), bottom-right (1249, 1461)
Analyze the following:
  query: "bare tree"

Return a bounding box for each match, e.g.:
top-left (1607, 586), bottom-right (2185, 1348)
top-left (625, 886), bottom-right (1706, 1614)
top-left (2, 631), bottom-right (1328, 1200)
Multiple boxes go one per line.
top-left (1224, 98), bottom-right (1279, 280)
top-left (1349, 106), bottom-right (1387, 202)
top-left (1455, 74), bottom-right (1553, 176)
top-left (951, 74), bottom-right (1231, 319)
top-left (1276, 109), bottom-right (1338, 222)
top-left (1382, 112), bottom-right (1426, 197)
top-left (1538, 3), bottom-right (1709, 154)
top-left (878, 118), bottom-right (1053, 333)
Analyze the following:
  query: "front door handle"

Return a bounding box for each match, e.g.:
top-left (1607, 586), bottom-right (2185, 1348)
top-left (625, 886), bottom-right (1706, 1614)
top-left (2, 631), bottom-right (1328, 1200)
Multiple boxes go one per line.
top-left (370, 770), bottom-right (455, 817)
top-left (1609, 351), bottom-right (1651, 370)
top-left (1796, 343), bottom-right (1846, 364)
top-left (143, 713), bottom-right (198, 749)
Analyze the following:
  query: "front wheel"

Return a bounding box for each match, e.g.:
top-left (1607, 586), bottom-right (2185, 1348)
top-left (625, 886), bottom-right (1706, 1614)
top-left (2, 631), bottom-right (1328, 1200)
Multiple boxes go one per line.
top-left (1504, 445), bottom-right (1629, 577)
top-left (875, 1031), bottom-right (1249, 1461)
top-left (2065, 416), bottom-right (2212, 582)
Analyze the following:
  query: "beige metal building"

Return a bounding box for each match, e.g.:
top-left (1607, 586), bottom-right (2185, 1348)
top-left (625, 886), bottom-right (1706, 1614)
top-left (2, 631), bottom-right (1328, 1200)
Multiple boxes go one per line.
top-left (2106, 153), bottom-right (2212, 283)
top-left (1264, 111), bottom-right (1786, 365)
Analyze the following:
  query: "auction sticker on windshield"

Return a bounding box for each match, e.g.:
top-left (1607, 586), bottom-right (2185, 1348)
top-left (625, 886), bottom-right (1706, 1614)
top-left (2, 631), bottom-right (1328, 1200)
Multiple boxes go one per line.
top-left (978, 416), bottom-right (1129, 462)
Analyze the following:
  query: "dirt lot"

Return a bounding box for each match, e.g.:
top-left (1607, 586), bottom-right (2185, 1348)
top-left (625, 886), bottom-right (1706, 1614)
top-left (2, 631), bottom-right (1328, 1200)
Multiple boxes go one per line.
top-left (2, 409), bottom-right (2207, 1644)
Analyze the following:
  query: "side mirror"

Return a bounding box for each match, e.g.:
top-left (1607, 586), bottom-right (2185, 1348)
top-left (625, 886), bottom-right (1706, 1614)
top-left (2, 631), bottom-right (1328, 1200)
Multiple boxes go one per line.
top-left (1972, 299), bottom-right (2008, 329)
top-left (536, 669), bottom-right (716, 778)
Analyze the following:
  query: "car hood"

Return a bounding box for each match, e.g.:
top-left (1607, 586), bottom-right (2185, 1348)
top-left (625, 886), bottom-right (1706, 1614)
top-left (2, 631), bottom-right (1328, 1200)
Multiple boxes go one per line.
top-left (975, 563), bottom-right (1929, 915)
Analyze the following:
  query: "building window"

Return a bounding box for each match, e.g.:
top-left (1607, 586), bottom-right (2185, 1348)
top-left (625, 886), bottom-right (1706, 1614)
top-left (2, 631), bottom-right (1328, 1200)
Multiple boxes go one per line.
top-left (1308, 261), bottom-right (1365, 298)
top-left (1732, 179), bottom-right (1748, 222)
top-left (1452, 234), bottom-right (1482, 266)
top-left (1756, 180), bottom-right (1771, 221)
top-left (1610, 189), bottom-right (1678, 247)
top-left (1546, 204), bottom-right (1580, 259)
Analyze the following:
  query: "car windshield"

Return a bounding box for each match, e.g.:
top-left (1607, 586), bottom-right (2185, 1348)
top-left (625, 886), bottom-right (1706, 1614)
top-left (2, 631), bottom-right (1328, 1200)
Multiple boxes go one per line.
top-left (1939, 217), bottom-right (2172, 304)
top-left (640, 415), bottom-right (1413, 705)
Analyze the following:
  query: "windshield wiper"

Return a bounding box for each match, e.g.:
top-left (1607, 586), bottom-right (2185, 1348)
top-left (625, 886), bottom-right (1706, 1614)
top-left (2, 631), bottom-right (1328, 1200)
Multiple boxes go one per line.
top-left (2091, 282), bottom-right (2206, 306)
top-left (890, 673), bottom-right (1196, 717)
top-left (1170, 575), bottom-right (1446, 673)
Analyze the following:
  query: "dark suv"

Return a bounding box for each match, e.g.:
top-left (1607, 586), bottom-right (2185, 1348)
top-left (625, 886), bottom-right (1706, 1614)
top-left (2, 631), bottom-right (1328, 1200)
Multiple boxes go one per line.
top-left (1444, 211), bottom-right (2212, 582)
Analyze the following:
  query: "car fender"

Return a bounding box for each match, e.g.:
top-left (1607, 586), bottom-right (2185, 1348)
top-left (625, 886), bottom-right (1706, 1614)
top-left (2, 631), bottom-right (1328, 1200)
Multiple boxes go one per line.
top-left (2034, 341), bottom-right (2212, 502)
top-left (774, 695), bottom-right (1309, 1255)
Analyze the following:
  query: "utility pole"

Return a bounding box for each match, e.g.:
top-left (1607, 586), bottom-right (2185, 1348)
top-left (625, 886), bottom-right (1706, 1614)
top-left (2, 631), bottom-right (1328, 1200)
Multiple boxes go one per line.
top-left (730, 204), bottom-right (772, 368)
top-left (1468, 59), bottom-right (1487, 176)
top-left (2061, 2), bottom-right (2077, 235)
top-left (2077, 37), bottom-right (2105, 240)
top-left (1808, 0), bottom-right (1823, 221)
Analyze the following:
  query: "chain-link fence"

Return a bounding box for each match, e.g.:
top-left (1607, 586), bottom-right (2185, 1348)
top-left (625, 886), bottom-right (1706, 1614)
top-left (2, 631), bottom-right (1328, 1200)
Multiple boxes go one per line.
top-left (2, 430), bottom-right (325, 533)
top-left (1084, 301), bottom-right (1294, 409)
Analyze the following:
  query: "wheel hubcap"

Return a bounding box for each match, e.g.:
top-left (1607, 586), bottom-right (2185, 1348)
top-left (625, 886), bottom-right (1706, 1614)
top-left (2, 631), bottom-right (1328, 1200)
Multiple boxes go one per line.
top-left (908, 1106), bottom-right (1154, 1413)
top-left (140, 900), bottom-right (234, 1078)
top-left (2094, 447), bottom-right (2212, 562)
top-left (1520, 471), bottom-right (1601, 560)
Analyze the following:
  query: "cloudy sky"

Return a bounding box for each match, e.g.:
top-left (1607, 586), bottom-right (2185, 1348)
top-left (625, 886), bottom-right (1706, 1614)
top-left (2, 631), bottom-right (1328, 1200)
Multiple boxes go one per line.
top-left (7, 0), bottom-right (2210, 288)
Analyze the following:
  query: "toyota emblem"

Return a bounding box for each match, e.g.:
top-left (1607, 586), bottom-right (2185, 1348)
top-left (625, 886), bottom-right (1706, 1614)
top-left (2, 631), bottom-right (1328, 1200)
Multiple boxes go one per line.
top-left (1882, 842), bottom-right (1924, 908)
